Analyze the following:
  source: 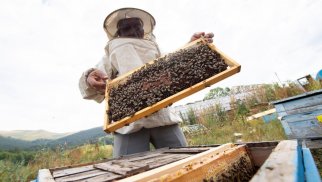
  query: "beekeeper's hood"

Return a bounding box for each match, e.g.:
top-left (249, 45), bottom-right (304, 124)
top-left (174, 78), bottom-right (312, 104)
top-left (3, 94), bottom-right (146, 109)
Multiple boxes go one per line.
top-left (103, 8), bottom-right (156, 40)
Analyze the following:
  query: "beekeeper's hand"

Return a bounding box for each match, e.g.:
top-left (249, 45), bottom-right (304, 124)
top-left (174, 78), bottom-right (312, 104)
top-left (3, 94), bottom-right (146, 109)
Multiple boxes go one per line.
top-left (190, 32), bottom-right (214, 43)
top-left (87, 69), bottom-right (108, 92)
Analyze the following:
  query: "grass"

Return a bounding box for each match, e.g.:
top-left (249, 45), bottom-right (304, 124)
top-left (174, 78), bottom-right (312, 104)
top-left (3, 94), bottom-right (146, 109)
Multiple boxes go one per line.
top-left (0, 144), bottom-right (113, 182)
top-left (186, 119), bottom-right (286, 146)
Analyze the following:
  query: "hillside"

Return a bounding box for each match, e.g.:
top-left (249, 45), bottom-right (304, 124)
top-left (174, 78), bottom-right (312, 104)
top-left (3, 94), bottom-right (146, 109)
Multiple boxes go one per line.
top-left (48, 127), bottom-right (110, 147)
top-left (0, 130), bottom-right (71, 141)
top-left (0, 135), bottom-right (34, 150)
top-left (0, 127), bottom-right (111, 150)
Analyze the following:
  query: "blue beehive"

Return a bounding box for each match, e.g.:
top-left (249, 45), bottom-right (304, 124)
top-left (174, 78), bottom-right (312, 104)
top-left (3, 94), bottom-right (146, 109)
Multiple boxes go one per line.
top-left (271, 89), bottom-right (322, 139)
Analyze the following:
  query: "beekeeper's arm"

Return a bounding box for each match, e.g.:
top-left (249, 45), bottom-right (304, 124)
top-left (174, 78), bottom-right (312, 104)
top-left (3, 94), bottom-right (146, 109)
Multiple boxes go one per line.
top-left (79, 56), bottom-right (111, 103)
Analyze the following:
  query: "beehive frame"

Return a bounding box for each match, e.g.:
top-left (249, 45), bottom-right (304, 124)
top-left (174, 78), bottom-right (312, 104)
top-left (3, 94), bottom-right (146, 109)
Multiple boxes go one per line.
top-left (104, 38), bottom-right (241, 133)
top-left (119, 144), bottom-right (253, 182)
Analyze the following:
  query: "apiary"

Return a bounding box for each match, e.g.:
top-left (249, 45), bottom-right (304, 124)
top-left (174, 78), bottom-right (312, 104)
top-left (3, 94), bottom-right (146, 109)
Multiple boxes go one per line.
top-left (104, 39), bottom-right (241, 133)
top-left (37, 140), bottom-right (320, 181)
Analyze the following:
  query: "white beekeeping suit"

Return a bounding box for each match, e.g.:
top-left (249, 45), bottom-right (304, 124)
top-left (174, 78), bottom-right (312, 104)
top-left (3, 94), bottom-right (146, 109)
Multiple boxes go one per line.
top-left (79, 8), bottom-right (181, 134)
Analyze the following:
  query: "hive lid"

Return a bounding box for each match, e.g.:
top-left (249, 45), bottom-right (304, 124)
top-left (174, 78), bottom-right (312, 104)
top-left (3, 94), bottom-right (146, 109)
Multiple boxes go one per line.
top-left (271, 89), bottom-right (322, 105)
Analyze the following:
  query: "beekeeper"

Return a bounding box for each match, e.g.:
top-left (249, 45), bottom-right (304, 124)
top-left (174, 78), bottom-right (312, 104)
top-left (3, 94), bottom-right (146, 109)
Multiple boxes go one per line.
top-left (79, 7), bottom-right (214, 157)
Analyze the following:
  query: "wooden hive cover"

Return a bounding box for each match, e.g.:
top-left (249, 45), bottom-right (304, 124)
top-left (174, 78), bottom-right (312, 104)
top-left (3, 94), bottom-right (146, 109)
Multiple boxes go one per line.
top-left (104, 38), bottom-right (241, 133)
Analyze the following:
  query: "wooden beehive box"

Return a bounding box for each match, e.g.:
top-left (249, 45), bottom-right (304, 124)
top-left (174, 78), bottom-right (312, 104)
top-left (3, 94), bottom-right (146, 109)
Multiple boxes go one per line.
top-left (37, 144), bottom-right (255, 182)
top-left (37, 141), bottom-right (289, 182)
top-left (38, 141), bottom-right (321, 181)
top-left (104, 38), bottom-right (241, 133)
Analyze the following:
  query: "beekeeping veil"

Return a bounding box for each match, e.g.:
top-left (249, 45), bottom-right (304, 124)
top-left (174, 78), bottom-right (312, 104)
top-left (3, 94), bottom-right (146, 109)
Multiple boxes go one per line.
top-left (103, 8), bottom-right (156, 41)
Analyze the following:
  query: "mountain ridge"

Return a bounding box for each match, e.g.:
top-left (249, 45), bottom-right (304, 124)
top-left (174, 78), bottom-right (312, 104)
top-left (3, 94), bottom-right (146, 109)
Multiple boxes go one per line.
top-left (0, 127), bottom-right (111, 150)
top-left (0, 129), bottom-right (73, 141)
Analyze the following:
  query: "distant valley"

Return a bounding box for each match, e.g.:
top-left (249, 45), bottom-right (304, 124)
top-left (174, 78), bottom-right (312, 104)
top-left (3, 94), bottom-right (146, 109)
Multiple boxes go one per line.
top-left (0, 127), bottom-right (112, 150)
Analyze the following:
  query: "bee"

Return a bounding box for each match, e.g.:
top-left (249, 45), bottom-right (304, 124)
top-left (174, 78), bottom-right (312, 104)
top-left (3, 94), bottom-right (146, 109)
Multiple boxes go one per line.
top-left (108, 43), bottom-right (229, 122)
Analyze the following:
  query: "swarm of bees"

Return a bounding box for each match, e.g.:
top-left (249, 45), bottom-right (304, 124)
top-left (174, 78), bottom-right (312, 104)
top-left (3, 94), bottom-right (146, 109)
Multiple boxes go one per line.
top-left (210, 155), bottom-right (255, 182)
top-left (108, 43), bottom-right (228, 122)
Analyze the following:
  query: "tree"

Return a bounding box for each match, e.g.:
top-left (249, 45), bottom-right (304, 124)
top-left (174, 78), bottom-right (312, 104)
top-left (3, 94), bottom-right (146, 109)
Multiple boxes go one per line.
top-left (204, 87), bottom-right (231, 100)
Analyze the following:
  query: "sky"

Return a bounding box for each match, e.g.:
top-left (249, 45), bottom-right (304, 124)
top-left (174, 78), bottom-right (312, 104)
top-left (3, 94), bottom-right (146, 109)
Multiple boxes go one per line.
top-left (0, 0), bottom-right (321, 133)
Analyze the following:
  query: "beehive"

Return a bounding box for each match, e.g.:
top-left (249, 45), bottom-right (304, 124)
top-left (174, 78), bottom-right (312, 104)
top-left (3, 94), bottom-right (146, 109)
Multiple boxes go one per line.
top-left (37, 144), bottom-right (256, 182)
top-left (38, 141), bottom-right (318, 181)
top-left (104, 38), bottom-right (241, 132)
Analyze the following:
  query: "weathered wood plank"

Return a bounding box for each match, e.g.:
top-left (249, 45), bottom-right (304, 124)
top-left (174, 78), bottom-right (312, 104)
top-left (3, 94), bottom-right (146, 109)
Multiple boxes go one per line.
top-left (286, 105), bottom-right (322, 116)
top-left (273, 93), bottom-right (322, 117)
top-left (246, 108), bottom-right (276, 121)
top-left (144, 154), bottom-right (192, 169)
top-left (37, 169), bottom-right (55, 182)
top-left (126, 153), bottom-right (165, 162)
top-left (94, 161), bottom-right (149, 176)
top-left (74, 172), bottom-right (122, 182)
top-left (54, 169), bottom-right (108, 182)
top-left (164, 147), bottom-right (210, 153)
top-left (124, 153), bottom-right (192, 169)
top-left (282, 94), bottom-right (322, 113)
top-left (52, 165), bottom-right (95, 178)
top-left (128, 153), bottom-right (176, 162)
top-left (117, 147), bottom-right (169, 160)
top-left (49, 158), bottom-right (112, 172)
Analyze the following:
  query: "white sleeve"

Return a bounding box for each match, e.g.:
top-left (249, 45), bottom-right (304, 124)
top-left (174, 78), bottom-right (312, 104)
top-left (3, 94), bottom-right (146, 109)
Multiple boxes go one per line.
top-left (78, 56), bottom-right (110, 103)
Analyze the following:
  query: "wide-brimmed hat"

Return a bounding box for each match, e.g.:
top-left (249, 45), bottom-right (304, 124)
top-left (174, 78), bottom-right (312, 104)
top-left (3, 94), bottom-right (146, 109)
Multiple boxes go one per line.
top-left (103, 8), bottom-right (156, 40)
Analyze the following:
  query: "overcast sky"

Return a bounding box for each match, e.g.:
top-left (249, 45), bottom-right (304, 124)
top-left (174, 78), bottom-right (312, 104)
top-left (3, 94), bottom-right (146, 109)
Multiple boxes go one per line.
top-left (0, 0), bottom-right (321, 133)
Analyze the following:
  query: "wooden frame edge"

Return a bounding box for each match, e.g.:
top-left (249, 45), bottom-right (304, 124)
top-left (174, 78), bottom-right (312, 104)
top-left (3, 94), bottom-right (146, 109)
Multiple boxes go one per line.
top-left (37, 169), bottom-right (55, 182)
top-left (104, 39), bottom-right (241, 133)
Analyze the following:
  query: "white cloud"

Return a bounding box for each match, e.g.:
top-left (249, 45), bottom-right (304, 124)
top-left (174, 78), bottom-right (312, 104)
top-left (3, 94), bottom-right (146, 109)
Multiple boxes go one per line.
top-left (0, 0), bottom-right (321, 132)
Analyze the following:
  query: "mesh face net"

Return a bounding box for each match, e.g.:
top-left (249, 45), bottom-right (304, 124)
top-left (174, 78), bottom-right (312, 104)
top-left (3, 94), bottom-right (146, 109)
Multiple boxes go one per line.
top-left (103, 8), bottom-right (156, 40)
top-left (115, 18), bottom-right (144, 38)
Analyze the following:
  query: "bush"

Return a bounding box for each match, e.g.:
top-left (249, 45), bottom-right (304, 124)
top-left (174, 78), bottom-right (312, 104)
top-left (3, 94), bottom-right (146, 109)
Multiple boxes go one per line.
top-left (186, 108), bottom-right (197, 125)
